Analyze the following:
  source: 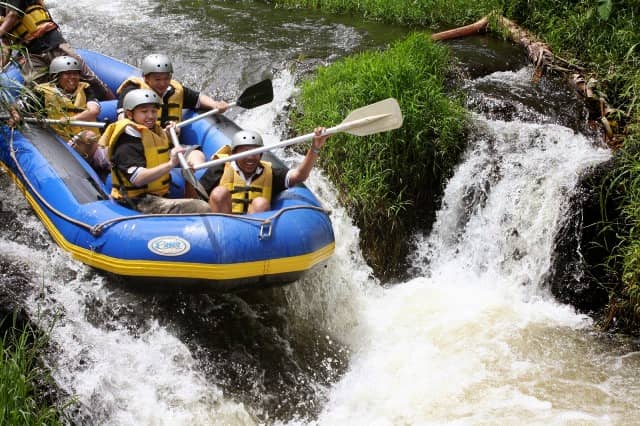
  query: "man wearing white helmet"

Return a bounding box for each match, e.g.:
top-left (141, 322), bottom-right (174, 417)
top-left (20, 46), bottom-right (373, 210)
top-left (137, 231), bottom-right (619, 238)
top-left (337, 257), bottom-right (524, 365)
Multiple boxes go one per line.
top-left (116, 53), bottom-right (228, 127)
top-left (199, 128), bottom-right (329, 214)
top-left (101, 88), bottom-right (211, 214)
top-left (33, 55), bottom-right (101, 137)
top-left (7, 55), bottom-right (110, 175)
top-left (38, 55), bottom-right (111, 174)
top-left (0, 0), bottom-right (114, 100)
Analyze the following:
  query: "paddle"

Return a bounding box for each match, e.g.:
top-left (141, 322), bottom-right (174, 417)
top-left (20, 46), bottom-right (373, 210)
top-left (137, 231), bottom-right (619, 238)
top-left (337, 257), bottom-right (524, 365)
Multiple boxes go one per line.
top-left (176, 79), bottom-right (273, 129)
top-left (0, 116), bottom-right (106, 128)
top-left (22, 117), bottom-right (106, 128)
top-left (193, 98), bottom-right (403, 171)
top-left (175, 79), bottom-right (274, 200)
top-left (168, 125), bottom-right (210, 200)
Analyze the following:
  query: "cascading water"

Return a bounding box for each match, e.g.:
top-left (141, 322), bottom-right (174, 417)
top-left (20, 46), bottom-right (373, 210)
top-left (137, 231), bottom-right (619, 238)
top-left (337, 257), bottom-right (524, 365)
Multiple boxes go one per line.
top-left (2, 0), bottom-right (640, 424)
top-left (312, 67), bottom-right (640, 424)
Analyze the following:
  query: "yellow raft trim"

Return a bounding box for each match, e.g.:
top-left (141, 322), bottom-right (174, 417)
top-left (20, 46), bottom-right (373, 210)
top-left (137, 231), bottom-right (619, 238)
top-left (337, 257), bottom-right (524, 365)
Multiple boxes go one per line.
top-left (2, 162), bottom-right (335, 280)
top-left (73, 241), bottom-right (335, 280)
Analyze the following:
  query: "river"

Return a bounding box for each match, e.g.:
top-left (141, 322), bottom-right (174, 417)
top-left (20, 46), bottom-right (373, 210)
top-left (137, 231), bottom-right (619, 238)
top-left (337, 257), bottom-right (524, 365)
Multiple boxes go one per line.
top-left (1, 0), bottom-right (640, 424)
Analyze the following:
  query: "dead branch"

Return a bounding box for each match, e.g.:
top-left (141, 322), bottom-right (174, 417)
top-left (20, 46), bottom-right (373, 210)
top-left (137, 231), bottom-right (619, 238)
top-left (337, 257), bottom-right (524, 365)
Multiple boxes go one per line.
top-left (432, 15), bottom-right (619, 146)
top-left (431, 17), bottom-right (489, 41)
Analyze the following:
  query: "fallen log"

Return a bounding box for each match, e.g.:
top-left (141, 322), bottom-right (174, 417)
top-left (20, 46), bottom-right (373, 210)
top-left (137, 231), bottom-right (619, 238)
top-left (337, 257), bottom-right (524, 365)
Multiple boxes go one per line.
top-left (431, 17), bottom-right (489, 41)
top-left (432, 15), bottom-right (619, 145)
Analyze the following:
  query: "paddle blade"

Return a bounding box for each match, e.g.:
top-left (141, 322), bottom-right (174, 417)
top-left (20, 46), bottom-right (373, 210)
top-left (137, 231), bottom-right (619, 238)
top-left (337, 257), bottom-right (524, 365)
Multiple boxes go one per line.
top-left (182, 168), bottom-right (209, 201)
top-left (235, 79), bottom-right (274, 109)
top-left (341, 98), bottom-right (403, 136)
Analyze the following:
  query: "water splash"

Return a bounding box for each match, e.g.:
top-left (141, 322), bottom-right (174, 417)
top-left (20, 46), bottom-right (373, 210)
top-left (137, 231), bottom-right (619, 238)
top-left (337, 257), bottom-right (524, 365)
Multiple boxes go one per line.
top-left (312, 69), bottom-right (640, 425)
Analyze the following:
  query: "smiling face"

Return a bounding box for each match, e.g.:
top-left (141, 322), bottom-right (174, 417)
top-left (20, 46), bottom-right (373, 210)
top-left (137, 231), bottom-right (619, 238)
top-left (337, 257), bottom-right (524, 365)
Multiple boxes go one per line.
top-left (57, 70), bottom-right (81, 93)
top-left (233, 145), bottom-right (262, 176)
top-left (144, 72), bottom-right (172, 95)
top-left (126, 103), bottom-right (159, 129)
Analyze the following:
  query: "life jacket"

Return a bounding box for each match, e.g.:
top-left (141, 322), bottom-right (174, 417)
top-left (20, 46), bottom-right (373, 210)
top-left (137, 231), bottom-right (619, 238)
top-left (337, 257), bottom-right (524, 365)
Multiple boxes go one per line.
top-left (37, 81), bottom-right (91, 139)
top-left (2, 1), bottom-right (58, 44)
top-left (117, 77), bottom-right (185, 125)
top-left (102, 119), bottom-right (171, 200)
top-left (214, 146), bottom-right (273, 214)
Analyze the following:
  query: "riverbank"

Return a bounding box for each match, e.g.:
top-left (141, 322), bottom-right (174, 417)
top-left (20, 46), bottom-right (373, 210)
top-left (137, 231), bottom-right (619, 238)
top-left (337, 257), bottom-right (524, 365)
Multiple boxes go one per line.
top-left (279, 0), bottom-right (640, 333)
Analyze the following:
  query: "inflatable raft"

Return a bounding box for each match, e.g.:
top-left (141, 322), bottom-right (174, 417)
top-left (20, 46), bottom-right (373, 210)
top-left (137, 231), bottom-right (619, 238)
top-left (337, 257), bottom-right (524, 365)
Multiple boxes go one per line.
top-left (0, 49), bottom-right (335, 291)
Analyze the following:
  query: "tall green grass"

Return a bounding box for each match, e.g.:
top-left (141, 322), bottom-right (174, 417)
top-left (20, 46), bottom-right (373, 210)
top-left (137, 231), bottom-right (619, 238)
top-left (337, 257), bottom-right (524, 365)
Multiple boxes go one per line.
top-left (291, 33), bottom-right (467, 278)
top-left (0, 317), bottom-right (63, 425)
top-left (600, 130), bottom-right (640, 330)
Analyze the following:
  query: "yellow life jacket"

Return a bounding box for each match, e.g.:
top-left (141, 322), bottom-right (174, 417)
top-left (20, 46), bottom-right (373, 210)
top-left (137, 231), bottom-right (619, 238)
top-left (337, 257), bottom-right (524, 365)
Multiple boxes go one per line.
top-left (215, 147), bottom-right (273, 214)
top-left (103, 119), bottom-right (171, 200)
top-left (4, 1), bottom-right (57, 43)
top-left (38, 81), bottom-right (91, 139)
top-left (117, 77), bottom-right (185, 124)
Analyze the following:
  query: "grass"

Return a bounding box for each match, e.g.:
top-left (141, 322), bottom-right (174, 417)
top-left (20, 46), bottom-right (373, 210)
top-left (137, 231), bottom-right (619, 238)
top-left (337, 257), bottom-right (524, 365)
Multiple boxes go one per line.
top-left (271, 0), bottom-right (503, 28)
top-left (0, 315), bottom-right (63, 425)
top-left (600, 130), bottom-right (640, 331)
top-left (290, 32), bottom-right (468, 279)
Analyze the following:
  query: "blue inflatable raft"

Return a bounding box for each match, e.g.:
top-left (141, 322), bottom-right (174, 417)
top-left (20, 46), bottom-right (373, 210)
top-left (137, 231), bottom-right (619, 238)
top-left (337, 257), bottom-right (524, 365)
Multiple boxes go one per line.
top-left (0, 49), bottom-right (335, 291)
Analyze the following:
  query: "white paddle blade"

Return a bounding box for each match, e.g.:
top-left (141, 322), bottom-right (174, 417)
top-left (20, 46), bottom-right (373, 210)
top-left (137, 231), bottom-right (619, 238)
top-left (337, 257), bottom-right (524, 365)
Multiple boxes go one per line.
top-left (193, 98), bottom-right (403, 171)
top-left (341, 98), bottom-right (403, 136)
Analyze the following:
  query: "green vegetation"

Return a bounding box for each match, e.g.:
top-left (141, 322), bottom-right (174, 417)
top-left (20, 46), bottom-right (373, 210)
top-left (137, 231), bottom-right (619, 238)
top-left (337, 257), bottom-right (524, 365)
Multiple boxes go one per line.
top-left (272, 0), bottom-right (502, 28)
top-left (605, 132), bottom-right (640, 331)
top-left (0, 317), bottom-right (63, 425)
top-left (502, 1), bottom-right (639, 134)
top-left (290, 33), bottom-right (467, 279)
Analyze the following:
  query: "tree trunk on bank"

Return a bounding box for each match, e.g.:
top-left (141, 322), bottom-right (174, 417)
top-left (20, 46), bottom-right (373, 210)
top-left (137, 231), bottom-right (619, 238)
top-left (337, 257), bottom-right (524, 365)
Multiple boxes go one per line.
top-left (431, 16), bottom-right (618, 145)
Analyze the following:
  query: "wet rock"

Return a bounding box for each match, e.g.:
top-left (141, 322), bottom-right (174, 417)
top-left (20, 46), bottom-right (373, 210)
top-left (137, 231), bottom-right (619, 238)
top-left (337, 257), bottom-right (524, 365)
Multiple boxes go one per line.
top-left (546, 160), bottom-right (614, 315)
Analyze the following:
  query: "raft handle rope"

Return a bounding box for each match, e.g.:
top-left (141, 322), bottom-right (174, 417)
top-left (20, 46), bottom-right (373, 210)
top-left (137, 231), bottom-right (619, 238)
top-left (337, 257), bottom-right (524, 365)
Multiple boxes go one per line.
top-left (91, 205), bottom-right (331, 238)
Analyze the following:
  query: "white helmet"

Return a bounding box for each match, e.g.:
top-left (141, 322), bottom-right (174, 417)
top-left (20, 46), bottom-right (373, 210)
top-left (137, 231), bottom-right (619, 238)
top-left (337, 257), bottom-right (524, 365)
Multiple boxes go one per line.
top-left (49, 56), bottom-right (81, 75)
top-left (123, 89), bottom-right (161, 111)
top-left (141, 54), bottom-right (173, 76)
top-left (231, 130), bottom-right (264, 151)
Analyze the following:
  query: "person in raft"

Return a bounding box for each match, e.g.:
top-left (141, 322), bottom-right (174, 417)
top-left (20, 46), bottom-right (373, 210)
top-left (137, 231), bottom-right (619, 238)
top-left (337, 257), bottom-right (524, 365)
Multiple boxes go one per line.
top-left (7, 55), bottom-right (110, 176)
top-left (116, 53), bottom-right (228, 128)
top-left (199, 128), bottom-right (330, 214)
top-left (101, 88), bottom-right (211, 214)
top-left (0, 0), bottom-right (114, 99)
top-left (37, 55), bottom-right (110, 174)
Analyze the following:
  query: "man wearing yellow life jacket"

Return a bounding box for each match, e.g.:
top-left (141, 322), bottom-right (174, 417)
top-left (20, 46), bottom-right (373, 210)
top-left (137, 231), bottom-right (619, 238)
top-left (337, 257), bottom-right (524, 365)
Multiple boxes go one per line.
top-left (0, 0), bottom-right (114, 100)
top-left (103, 88), bottom-right (211, 214)
top-left (39, 55), bottom-right (111, 175)
top-left (116, 54), bottom-right (228, 127)
top-left (7, 55), bottom-right (110, 175)
top-left (199, 128), bottom-right (330, 214)
top-left (34, 55), bottom-right (100, 139)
